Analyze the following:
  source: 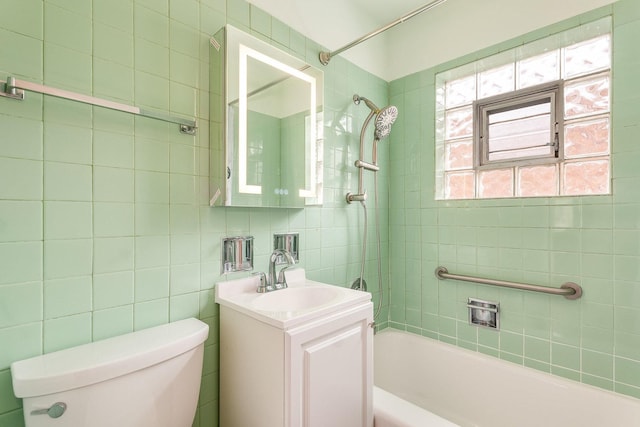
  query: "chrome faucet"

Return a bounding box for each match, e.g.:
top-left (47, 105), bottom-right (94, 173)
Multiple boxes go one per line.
top-left (254, 249), bottom-right (296, 293)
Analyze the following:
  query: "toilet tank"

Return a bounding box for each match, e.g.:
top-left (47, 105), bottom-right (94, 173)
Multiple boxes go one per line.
top-left (11, 318), bottom-right (209, 427)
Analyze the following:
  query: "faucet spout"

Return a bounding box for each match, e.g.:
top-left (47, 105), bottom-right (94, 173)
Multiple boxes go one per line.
top-left (268, 249), bottom-right (295, 290)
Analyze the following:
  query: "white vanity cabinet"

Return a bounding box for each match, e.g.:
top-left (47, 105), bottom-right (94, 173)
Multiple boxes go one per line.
top-left (216, 270), bottom-right (373, 427)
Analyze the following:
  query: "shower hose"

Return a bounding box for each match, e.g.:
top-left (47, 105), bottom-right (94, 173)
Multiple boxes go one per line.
top-left (357, 172), bottom-right (383, 322)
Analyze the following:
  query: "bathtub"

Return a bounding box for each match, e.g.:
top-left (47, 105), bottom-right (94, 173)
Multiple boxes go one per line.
top-left (373, 330), bottom-right (640, 427)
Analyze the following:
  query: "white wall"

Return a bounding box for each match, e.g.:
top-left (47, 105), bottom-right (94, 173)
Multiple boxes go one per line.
top-left (249, 0), bottom-right (618, 81)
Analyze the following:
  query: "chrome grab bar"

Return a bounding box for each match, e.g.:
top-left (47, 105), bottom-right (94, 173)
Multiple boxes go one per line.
top-left (435, 266), bottom-right (582, 300)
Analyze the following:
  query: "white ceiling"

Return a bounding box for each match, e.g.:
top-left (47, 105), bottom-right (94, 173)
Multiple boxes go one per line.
top-left (247, 0), bottom-right (618, 82)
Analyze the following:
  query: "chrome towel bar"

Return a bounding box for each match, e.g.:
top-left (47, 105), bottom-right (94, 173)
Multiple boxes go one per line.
top-left (435, 266), bottom-right (582, 300)
top-left (0, 76), bottom-right (197, 135)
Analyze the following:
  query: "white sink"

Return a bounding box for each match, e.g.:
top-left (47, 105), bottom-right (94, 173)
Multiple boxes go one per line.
top-left (215, 268), bottom-right (371, 329)
top-left (251, 286), bottom-right (341, 312)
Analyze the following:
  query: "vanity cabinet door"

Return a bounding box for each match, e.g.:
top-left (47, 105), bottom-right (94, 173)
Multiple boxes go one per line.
top-left (286, 303), bottom-right (373, 427)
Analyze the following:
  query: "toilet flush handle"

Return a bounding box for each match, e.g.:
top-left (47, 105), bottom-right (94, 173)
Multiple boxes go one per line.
top-left (31, 402), bottom-right (67, 418)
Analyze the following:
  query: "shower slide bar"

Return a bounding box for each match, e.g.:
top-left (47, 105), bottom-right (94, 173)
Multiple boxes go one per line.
top-left (319, 0), bottom-right (448, 65)
top-left (0, 76), bottom-right (197, 135)
top-left (435, 266), bottom-right (583, 300)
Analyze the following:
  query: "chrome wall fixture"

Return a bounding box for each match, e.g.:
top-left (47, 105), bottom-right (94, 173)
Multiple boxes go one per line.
top-left (0, 76), bottom-right (197, 134)
top-left (435, 266), bottom-right (583, 300)
top-left (319, 0), bottom-right (448, 66)
top-left (273, 233), bottom-right (299, 264)
top-left (221, 236), bottom-right (254, 274)
top-left (467, 298), bottom-right (499, 330)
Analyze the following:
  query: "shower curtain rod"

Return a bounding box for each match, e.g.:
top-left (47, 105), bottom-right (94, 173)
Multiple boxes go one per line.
top-left (0, 76), bottom-right (197, 135)
top-left (318, 0), bottom-right (448, 65)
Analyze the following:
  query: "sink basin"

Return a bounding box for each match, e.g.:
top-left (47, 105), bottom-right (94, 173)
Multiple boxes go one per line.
top-left (215, 268), bottom-right (371, 329)
top-left (251, 286), bottom-right (340, 312)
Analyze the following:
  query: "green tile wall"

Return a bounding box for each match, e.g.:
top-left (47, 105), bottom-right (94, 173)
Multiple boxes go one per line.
top-left (6, 0), bottom-right (634, 422)
top-left (0, 0), bottom-right (388, 426)
top-left (389, 0), bottom-right (640, 401)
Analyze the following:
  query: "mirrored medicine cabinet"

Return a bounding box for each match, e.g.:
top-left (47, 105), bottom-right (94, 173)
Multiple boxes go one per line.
top-left (209, 25), bottom-right (324, 208)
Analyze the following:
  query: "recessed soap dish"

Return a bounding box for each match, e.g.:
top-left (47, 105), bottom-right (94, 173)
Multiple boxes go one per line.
top-left (467, 298), bottom-right (499, 330)
top-left (221, 236), bottom-right (254, 274)
top-left (273, 232), bottom-right (299, 264)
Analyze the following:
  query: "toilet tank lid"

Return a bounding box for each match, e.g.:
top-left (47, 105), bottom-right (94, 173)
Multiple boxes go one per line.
top-left (11, 318), bottom-right (209, 398)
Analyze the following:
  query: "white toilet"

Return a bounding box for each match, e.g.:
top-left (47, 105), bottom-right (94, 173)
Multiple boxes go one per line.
top-left (11, 318), bottom-right (209, 427)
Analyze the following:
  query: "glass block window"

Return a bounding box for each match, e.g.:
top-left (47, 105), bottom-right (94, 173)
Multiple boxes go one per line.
top-left (435, 17), bottom-right (611, 200)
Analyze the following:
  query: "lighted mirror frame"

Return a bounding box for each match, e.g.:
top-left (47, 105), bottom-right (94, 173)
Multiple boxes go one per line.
top-left (237, 44), bottom-right (318, 198)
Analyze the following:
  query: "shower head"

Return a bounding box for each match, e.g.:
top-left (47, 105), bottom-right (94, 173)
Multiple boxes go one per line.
top-left (353, 94), bottom-right (398, 140)
top-left (374, 105), bottom-right (398, 141)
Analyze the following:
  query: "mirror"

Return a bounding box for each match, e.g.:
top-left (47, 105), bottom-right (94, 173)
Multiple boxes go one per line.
top-left (209, 25), bottom-right (324, 208)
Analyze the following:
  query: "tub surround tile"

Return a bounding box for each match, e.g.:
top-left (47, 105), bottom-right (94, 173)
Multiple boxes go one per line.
top-left (170, 263), bottom-right (201, 295)
top-left (135, 5), bottom-right (169, 47)
top-left (44, 239), bottom-right (92, 280)
top-left (135, 170), bottom-right (169, 203)
top-left (43, 312), bottom-right (91, 354)
top-left (0, 282), bottom-right (42, 329)
top-left (0, 115), bottom-right (43, 161)
top-left (44, 3), bottom-right (92, 54)
top-left (135, 267), bottom-right (170, 302)
top-left (227, 0), bottom-right (250, 29)
top-left (169, 292), bottom-right (200, 322)
top-left (93, 167), bottom-right (135, 203)
top-left (135, 37), bottom-right (170, 78)
top-left (93, 130), bottom-right (134, 169)
top-left (0, 158), bottom-right (42, 201)
top-left (0, 29), bottom-right (43, 81)
top-left (134, 299), bottom-right (169, 330)
top-left (135, 204), bottom-right (170, 235)
top-left (0, 0), bottom-right (43, 39)
top-left (94, 22), bottom-right (134, 66)
top-left (93, 0), bottom-right (133, 33)
top-left (0, 370), bottom-right (20, 414)
top-left (169, 20), bottom-right (200, 58)
top-left (170, 0), bottom-right (199, 27)
top-left (134, 71), bottom-right (170, 110)
top-left (0, 323), bottom-right (42, 370)
top-left (44, 276), bottom-right (92, 319)
top-left (93, 202), bottom-right (134, 237)
top-left (44, 43), bottom-right (92, 93)
top-left (44, 162), bottom-right (92, 202)
top-left (44, 201), bottom-right (92, 239)
top-left (615, 382), bottom-right (640, 400)
top-left (0, 201), bottom-right (42, 242)
top-left (93, 237), bottom-right (134, 274)
top-left (0, 242), bottom-right (43, 285)
top-left (135, 235), bottom-right (170, 269)
top-left (93, 271), bottom-right (134, 310)
top-left (93, 305), bottom-right (133, 341)
top-left (44, 122), bottom-right (92, 165)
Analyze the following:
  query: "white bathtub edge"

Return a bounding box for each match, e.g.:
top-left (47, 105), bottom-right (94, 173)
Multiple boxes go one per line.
top-left (374, 329), bottom-right (640, 427)
top-left (373, 386), bottom-right (460, 427)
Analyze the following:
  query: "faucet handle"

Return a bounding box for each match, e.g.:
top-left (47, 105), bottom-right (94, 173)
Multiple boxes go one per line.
top-left (252, 271), bottom-right (271, 293)
top-left (276, 266), bottom-right (292, 290)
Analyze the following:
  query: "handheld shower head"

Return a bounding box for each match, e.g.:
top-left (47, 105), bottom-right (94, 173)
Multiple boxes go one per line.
top-left (374, 105), bottom-right (398, 140)
top-left (353, 94), bottom-right (398, 140)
